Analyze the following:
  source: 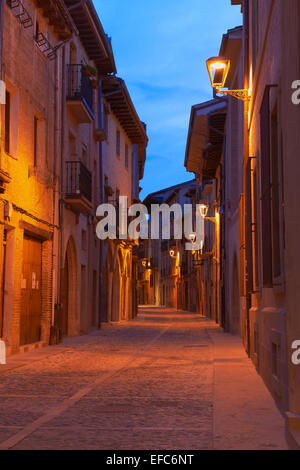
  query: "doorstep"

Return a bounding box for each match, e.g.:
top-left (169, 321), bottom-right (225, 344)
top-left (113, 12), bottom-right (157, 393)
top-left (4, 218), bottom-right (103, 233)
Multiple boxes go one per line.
top-left (16, 341), bottom-right (48, 355)
top-left (5, 340), bottom-right (48, 359)
top-left (0, 342), bottom-right (64, 375)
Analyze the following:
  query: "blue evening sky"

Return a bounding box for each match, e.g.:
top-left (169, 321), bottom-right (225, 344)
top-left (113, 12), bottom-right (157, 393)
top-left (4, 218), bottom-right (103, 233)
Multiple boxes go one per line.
top-left (94, 1), bottom-right (242, 199)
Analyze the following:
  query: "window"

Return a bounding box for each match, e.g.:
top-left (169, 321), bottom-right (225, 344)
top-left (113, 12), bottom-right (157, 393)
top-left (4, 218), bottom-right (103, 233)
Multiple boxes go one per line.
top-left (81, 230), bottom-right (87, 250)
top-left (82, 145), bottom-right (88, 166)
top-left (260, 86), bottom-right (273, 287)
top-left (4, 88), bottom-right (19, 158)
top-left (125, 144), bottom-right (129, 169)
top-left (253, 167), bottom-right (260, 289)
top-left (33, 115), bottom-right (45, 166)
top-left (69, 43), bottom-right (77, 65)
top-left (116, 130), bottom-right (121, 157)
top-left (270, 103), bottom-right (281, 279)
top-left (5, 91), bottom-right (10, 154)
top-left (69, 133), bottom-right (76, 158)
top-left (35, 20), bottom-right (40, 40)
top-left (33, 116), bottom-right (38, 166)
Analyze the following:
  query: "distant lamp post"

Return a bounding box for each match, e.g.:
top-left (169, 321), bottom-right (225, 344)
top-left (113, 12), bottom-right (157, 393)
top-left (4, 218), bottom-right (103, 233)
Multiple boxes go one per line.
top-left (189, 233), bottom-right (196, 244)
top-left (206, 56), bottom-right (250, 102)
top-left (142, 260), bottom-right (147, 268)
top-left (189, 233), bottom-right (204, 256)
top-left (169, 249), bottom-right (176, 259)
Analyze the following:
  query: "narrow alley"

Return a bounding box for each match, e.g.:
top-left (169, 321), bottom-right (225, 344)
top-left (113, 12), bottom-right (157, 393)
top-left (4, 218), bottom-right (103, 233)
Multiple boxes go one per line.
top-left (0, 308), bottom-right (288, 450)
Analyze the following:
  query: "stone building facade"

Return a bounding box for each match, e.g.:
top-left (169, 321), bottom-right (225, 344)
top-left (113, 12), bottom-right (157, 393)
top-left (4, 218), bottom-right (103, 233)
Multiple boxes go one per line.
top-left (186, 0), bottom-right (300, 445)
top-left (185, 99), bottom-right (227, 325)
top-left (0, 0), bottom-right (73, 354)
top-left (99, 77), bottom-right (148, 324)
top-left (0, 0), bottom-right (148, 355)
top-left (139, 180), bottom-right (197, 311)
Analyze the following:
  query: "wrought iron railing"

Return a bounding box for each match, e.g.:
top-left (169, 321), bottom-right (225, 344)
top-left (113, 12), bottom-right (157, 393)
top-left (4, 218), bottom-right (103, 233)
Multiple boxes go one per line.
top-left (67, 64), bottom-right (93, 113)
top-left (65, 161), bottom-right (92, 202)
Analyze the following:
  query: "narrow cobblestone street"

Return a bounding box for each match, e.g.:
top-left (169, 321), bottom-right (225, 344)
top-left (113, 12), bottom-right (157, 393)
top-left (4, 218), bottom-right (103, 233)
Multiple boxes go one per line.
top-left (0, 308), bottom-right (288, 450)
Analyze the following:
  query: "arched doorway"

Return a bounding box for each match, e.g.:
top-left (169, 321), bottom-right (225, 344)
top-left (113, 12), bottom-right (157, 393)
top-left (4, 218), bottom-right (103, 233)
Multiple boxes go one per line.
top-left (101, 245), bottom-right (113, 323)
top-left (231, 255), bottom-right (240, 335)
top-left (60, 237), bottom-right (78, 336)
top-left (111, 252), bottom-right (121, 322)
top-left (122, 252), bottom-right (130, 320)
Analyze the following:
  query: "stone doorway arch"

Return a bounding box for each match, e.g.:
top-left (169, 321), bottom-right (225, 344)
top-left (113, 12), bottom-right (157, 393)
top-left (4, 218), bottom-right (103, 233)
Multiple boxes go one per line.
top-left (111, 250), bottom-right (122, 322)
top-left (101, 245), bottom-right (113, 323)
top-left (60, 237), bottom-right (78, 336)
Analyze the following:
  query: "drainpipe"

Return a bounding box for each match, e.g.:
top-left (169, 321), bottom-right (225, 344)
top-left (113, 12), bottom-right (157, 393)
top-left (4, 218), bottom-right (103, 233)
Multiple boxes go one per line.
top-left (98, 80), bottom-right (104, 329)
top-left (221, 135), bottom-right (226, 330)
top-left (57, 45), bottom-right (66, 339)
top-left (50, 40), bottom-right (63, 344)
top-left (50, 44), bottom-right (58, 344)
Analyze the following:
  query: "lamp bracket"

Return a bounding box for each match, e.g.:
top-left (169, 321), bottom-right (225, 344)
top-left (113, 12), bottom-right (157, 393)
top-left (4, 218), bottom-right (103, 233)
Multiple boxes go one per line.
top-left (217, 88), bottom-right (250, 102)
top-left (204, 216), bottom-right (217, 223)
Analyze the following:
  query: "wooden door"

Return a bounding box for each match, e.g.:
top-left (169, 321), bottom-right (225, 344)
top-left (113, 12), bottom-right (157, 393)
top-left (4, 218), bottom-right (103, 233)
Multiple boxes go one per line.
top-left (20, 236), bottom-right (42, 345)
top-left (60, 259), bottom-right (69, 336)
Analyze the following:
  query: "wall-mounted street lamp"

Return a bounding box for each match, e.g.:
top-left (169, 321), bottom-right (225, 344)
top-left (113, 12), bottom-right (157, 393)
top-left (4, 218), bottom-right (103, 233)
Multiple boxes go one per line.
top-left (142, 259), bottom-right (151, 269)
top-left (206, 56), bottom-right (250, 102)
top-left (199, 203), bottom-right (209, 218)
top-left (169, 249), bottom-right (177, 259)
top-left (188, 233), bottom-right (204, 256)
top-left (199, 203), bottom-right (220, 224)
top-left (189, 233), bottom-right (196, 244)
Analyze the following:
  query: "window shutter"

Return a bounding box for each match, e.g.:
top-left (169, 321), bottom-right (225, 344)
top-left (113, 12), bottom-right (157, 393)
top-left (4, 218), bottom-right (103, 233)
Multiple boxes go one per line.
top-left (5, 91), bottom-right (10, 154)
top-left (260, 86), bottom-right (273, 287)
top-left (239, 193), bottom-right (245, 296)
top-left (245, 158), bottom-right (253, 293)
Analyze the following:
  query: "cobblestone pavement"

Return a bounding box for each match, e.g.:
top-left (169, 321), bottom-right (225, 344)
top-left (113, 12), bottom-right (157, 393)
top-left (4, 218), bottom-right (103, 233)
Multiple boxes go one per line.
top-left (0, 308), bottom-right (289, 450)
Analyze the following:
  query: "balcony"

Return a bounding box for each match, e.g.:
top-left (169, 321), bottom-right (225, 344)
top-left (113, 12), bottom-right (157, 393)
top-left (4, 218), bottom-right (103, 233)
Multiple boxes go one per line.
top-left (65, 161), bottom-right (93, 214)
top-left (66, 65), bottom-right (95, 123)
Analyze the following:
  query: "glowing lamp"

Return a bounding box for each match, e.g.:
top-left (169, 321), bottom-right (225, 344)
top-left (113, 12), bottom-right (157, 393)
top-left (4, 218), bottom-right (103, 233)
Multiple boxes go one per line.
top-left (199, 204), bottom-right (209, 218)
top-left (169, 249), bottom-right (176, 258)
top-left (206, 56), bottom-right (250, 102)
top-left (189, 233), bottom-right (196, 244)
top-left (206, 57), bottom-right (230, 90)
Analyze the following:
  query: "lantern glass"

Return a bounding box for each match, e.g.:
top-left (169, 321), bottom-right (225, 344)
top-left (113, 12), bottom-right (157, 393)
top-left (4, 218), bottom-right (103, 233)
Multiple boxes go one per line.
top-left (206, 57), bottom-right (230, 89)
top-left (189, 233), bottom-right (196, 244)
top-left (199, 204), bottom-right (209, 218)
